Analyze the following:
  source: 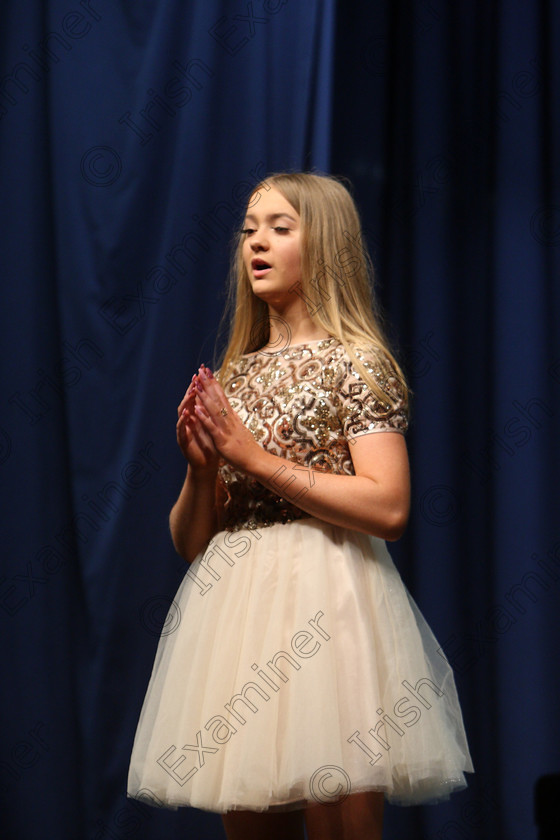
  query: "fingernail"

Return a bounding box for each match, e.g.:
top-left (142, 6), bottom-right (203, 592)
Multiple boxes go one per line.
top-left (205, 367), bottom-right (214, 378)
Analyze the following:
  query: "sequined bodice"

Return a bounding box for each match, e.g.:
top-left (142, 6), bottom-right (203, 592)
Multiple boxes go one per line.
top-left (217, 337), bottom-right (408, 531)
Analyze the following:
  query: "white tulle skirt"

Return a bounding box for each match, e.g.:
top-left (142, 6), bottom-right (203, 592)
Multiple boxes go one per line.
top-left (127, 517), bottom-right (473, 813)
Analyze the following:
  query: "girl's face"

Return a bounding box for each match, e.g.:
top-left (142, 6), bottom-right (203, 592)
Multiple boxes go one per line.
top-left (241, 187), bottom-right (302, 305)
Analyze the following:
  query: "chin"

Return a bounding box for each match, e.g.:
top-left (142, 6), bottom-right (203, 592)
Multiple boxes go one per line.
top-left (253, 291), bottom-right (290, 307)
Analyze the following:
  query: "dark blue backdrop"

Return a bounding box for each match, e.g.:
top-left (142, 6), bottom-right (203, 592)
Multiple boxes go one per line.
top-left (1, 2), bottom-right (558, 838)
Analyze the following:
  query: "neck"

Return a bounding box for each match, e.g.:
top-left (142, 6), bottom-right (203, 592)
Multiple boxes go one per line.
top-left (264, 303), bottom-right (331, 348)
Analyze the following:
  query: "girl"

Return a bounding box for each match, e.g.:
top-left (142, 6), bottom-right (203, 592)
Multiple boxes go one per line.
top-left (127, 172), bottom-right (473, 840)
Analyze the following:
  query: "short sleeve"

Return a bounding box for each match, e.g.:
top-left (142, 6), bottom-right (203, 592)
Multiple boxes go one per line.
top-left (336, 346), bottom-right (409, 439)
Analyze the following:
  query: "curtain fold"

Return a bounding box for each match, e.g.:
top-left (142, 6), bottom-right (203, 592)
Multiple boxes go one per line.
top-left (332, 2), bottom-right (560, 839)
top-left (1, 1), bottom-right (558, 838)
top-left (1, 2), bottom-right (335, 837)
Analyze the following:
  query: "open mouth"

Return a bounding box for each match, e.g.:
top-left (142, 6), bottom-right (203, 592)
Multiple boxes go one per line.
top-left (251, 259), bottom-right (272, 276)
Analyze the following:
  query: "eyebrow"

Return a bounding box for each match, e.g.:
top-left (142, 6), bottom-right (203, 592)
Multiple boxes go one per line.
top-left (243, 212), bottom-right (297, 223)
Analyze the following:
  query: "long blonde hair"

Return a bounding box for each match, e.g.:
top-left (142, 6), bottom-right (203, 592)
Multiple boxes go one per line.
top-left (214, 171), bottom-right (409, 411)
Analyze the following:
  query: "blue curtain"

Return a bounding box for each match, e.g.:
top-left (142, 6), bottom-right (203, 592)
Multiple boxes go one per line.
top-left (331, 2), bottom-right (560, 839)
top-left (0, 2), bottom-right (334, 837)
top-left (1, 1), bottom-right (558, 838)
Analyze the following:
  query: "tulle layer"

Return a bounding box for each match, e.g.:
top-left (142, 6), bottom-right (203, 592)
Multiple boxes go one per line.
top-left (127, 518), bottom-right (473, 813)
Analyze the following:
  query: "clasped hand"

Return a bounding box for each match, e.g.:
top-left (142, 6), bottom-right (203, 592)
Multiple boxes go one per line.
top-left (176, 365), bottom-right (262, 474)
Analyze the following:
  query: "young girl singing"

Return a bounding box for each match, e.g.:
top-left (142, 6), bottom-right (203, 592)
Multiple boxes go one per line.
top-left (127, 172), bottom-right (473, 840)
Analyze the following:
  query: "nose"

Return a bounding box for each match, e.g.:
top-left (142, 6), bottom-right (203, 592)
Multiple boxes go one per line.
top-left (249, 227), bottom-right (269, 251)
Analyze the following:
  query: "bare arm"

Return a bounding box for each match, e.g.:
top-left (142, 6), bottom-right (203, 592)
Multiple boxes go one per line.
top-left (169, 468), bottom-right (215, 562)
top-left (247, 431), bottom-right (410, 541)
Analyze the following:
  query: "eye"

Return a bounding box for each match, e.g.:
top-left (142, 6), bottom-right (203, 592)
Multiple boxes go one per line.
top-left (273, 226), bottom-right (289, 233)
top-left (240, 228), bottom-right (255, 235)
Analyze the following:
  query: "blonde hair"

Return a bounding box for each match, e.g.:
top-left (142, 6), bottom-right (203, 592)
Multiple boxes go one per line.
top-left (214, 171), bottom-right (409, 411)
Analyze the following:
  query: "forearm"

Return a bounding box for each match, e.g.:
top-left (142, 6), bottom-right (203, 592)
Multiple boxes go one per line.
top-left (248, 448), bottom-right (409, 541)
top-left (169, 467), bottom-right (219, 563)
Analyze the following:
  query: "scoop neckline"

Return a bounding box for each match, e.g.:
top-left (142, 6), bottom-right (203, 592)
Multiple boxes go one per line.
top-left (240, 336), bottom-right (337, 357)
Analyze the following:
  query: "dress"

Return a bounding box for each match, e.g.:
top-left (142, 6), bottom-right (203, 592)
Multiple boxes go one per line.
top-left (127, 337), bottom-right (473, 813)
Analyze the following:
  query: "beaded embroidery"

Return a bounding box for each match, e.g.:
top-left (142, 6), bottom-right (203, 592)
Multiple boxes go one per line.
top-left (217, 338), bottom-right (408, 531)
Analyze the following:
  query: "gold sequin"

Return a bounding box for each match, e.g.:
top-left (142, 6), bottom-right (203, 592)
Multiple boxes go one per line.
top-left (218, 338), bottom-right (408, 531)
